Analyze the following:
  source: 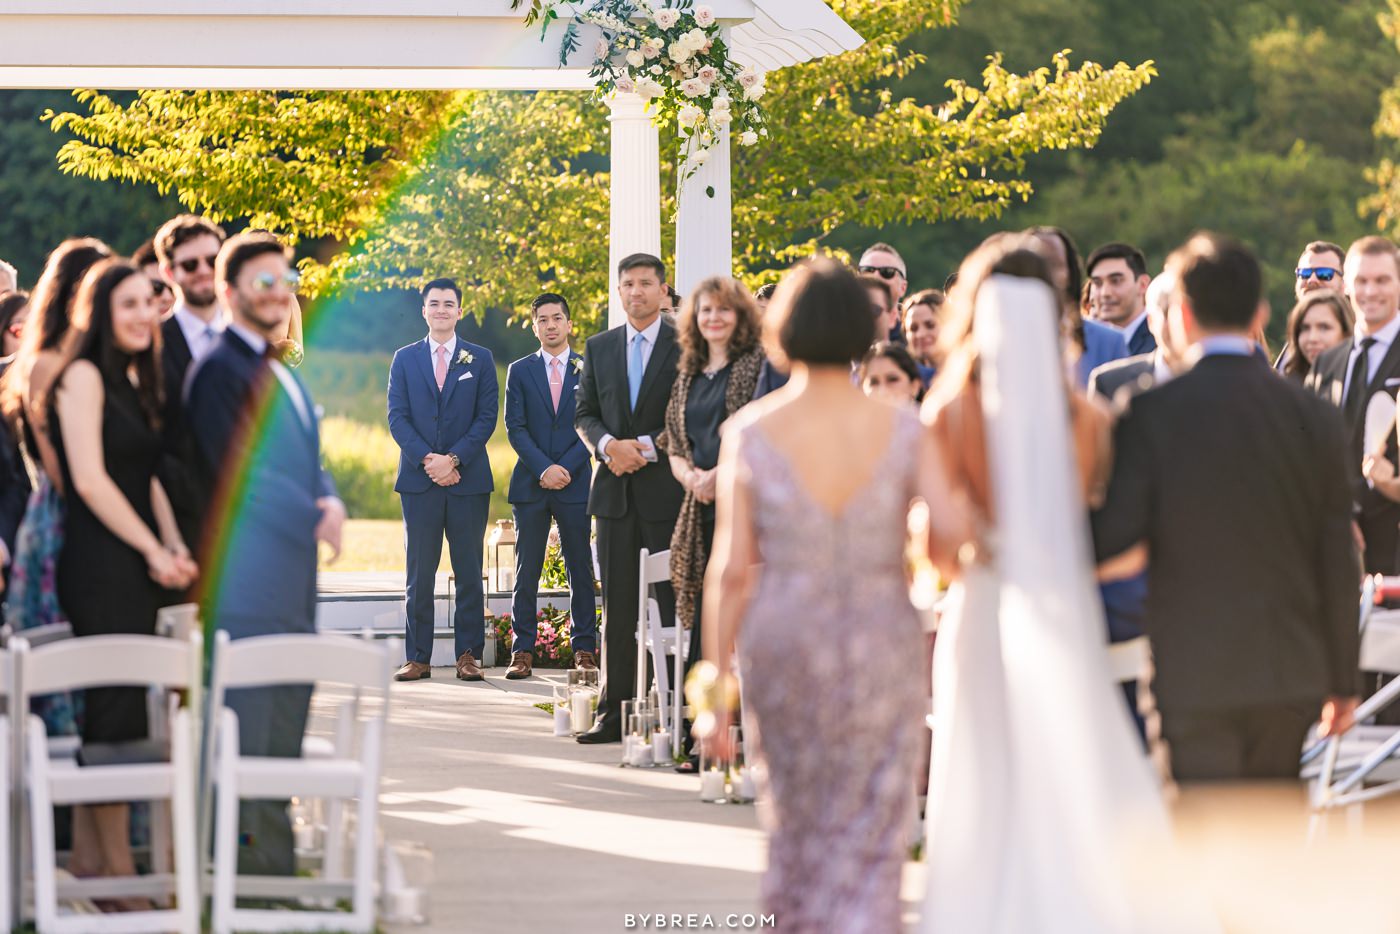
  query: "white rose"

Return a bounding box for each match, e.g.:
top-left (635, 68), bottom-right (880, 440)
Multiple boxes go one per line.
top-left (653, 8), bottom-right (680, 29)
top-left (692, 147), bottom-right (711, 165)
top-left (668, 41), bottom-right (692, 63)
top-left (694, 5), bottom-right (716, 26)
top-left (709, 109), bottom-right (731, 127)
top-left (682, 28), bottom-right (708, 50)
top-left (696, 65), bottom-right (719, 85)
top-left (712, 95), bottom-right (731, 111)
top-left (740, 130), bottom-right (759, 146)
top-left (677, 104), bottom-right (704, 128)
top-left (642, 37), bottom-right (664, 59)
top-left (615, 75), bottom-right (636, 94)
top-left (637, 78), bottom-right (664, 100)
top-left (594, 39), bottom-right (611, 61)
top-left (739, 67), bottom-right (764, 88)
top-left (680, 78), bottom-right (708, 98)
top-left (649, 64), bottom-right (663, 75)
top-left (744, 83), bottom-right (766, 101)
top-left (626, 50), bottom-right (645, 68)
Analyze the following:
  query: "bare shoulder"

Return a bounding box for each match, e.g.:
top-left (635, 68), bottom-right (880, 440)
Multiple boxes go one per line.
top-left (56, 359), bottom-right (102, 396)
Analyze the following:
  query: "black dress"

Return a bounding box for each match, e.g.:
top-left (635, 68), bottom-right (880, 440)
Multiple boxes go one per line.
top-left (683, 364), bottom-right (730, 662)
top-left (51, 369), bottom-right (163, 745)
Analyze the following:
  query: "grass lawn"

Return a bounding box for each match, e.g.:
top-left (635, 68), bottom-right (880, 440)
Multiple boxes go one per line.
top-left (321, 518), bottom-right (458, 573)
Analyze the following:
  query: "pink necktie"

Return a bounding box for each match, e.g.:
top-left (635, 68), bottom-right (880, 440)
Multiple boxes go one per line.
top-left (549, 357), bottom-right (563, 412)
top-left (435, 344), bottom-right (448, 390)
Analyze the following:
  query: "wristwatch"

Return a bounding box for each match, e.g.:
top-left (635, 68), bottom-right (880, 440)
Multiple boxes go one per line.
top-left (448, 453), bottom-right (461, 469)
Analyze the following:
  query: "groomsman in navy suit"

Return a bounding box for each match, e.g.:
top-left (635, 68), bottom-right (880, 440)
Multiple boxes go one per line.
top-left (502, 293), bottom-right (598, 680)
top-left (387, 278), bottom-right (498, 682)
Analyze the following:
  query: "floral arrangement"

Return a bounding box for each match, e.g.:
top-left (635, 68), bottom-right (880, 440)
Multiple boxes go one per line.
top-left (513, 0), bottom-right (769, 187)
top-left (494, 606), bottom-right (604, 668)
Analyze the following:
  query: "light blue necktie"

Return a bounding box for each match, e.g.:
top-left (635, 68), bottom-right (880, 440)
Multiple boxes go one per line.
top-left (628, 332), bottom-right (645, 410)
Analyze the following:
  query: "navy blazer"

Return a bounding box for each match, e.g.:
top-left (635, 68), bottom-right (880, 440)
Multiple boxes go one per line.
top-left (387, 337), bottom-right (497, 497)
top-left (185, 328), bottom-right (335, 633)
top-left (1075, 318), bottom-right (1130, 389)
top-left (505, 350), bottom-right (591, 505)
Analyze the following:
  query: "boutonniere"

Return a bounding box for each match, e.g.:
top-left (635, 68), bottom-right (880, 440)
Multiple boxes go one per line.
top-left (571, 356), bottom-right (584, 375)
top-left (457, 349), bottom-right (473, 366)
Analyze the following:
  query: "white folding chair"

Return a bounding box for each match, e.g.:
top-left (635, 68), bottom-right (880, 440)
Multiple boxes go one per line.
top-left (207, 631), bottom-right (397, 934)
top-left (634, 549), bottom-right (686, 753)
top-left (1301, 578), bottom-right (1400, 808)
top-left (15, 633), bottom-right (201, 934)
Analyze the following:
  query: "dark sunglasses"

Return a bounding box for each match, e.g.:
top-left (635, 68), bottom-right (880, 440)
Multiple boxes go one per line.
top-left (148, 278), bottom-right (171, 296)
top-left (859, 264), bottom-right (905, 280)
top-left (177, 254), bottom-right (219, 274)
top-left (1295, 266), bottom-right (1340, 282)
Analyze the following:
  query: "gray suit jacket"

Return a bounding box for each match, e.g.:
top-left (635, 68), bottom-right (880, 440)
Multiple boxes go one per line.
top-left (1088, 352), bottom-right (1157, 408)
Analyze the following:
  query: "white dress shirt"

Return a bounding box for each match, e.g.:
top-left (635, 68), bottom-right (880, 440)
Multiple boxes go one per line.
top-left (174, 304), bottom-right (226, 363)
top-left (1341, 313), bottom-right (1400, 402)
top-left (599, 316), bottom-right (662, 463)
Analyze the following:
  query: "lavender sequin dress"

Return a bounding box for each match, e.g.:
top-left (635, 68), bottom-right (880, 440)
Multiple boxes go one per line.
top-left (734, 409), bottom-right (923, 934)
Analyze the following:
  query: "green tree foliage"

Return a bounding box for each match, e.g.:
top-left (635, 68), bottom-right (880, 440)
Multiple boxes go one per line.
top-left (866, 0), bottom-right (1395, 337)
top-left (42, 0), bottom-right (1151, 332)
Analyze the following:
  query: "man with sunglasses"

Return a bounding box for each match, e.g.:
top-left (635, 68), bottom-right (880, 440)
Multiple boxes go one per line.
top-left (155, 215), bottom-right (228, 414)
top-left (858, 242), bottom-right (909, 343)
top-left (133, 239), bottom-right (176, 319)
top-left (1295, 241), bottom-right (1346, 301)
top-left (186, 230), bottom-right (343, 878)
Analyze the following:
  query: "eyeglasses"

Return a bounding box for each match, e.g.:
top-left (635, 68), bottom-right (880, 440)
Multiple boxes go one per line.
top-left (1296, 267), bottom-right (1340, 282)
top-left (250, 270), bottom-right (302, 293)
top-left (148, 278), bottom-right (171, 296)
top-left (859, 265), bottom-right (905, 281)
top-left (176, 254), bottom-right (219, 274)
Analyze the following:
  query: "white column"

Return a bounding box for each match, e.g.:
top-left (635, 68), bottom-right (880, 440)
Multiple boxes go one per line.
top-left (675, 126), bottom-right (733, 298)
top-left (608, 92), bottom-right (662, 329)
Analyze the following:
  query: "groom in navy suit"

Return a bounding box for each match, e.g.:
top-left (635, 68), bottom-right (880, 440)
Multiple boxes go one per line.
top-left (387, 278), bottom-right (497, 682)
top-left (502, 293), bottom-right (598, 679)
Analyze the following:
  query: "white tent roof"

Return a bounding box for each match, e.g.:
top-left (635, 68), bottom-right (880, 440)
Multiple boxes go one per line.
top-left (0, 0), bottom-right (861, 89)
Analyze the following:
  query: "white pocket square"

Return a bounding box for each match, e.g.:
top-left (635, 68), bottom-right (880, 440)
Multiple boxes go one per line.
top-left (1386, 378), bottom-right (1400, 388)
top-left (458, 372), bottom-right (473, 381)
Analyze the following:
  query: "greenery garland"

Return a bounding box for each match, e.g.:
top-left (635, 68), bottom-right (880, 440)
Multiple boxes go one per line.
top-left (514, 0), bottom-right (769, 188)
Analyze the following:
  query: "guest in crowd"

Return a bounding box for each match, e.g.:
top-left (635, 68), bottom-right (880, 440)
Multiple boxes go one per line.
top-left (574, 252), bottom-right (683, 744)
top-left (1094, 233), bottom-right (1358, 781)
top-left (186, 231), bottom-right (344, 876)
top-left (1282, 289), bottom-right (1352, 384)
top-left (0, 290), bottom-right (30, 589)
top-left (0, 257), bottom-right (15, 293)
top-left (753, 282), bottom-right (777, 315)
top-left (503, 292), bottom-right (597, 680)
top-left (1296, 240), bottom-right (1346, 301)
top-left (1088, 271), bottom-right (1179, 407)
top-left (663, 276), bottom-right (765, 768)
top-left (1307, 236), bottom-right (1400, 575)
top-left (131, 239), bottom-right (176, 319)
top-left (50, 258), bottom-right (197, 894)
top-left (699, 258), bottom-right (934, 931)
top-left (154, 216), bottom-right (227, 427)
top-left (902, 289), bottom-right (942, 387)
top-left (1086, 242), bottom-right (1155, 355)
top-left (387, 278), bottom-right (497, 682)
top-left (858, 241), bottom-right (909, 343)
top-left (1026, 226), bottom-right (1129, 389)
top-left (860, 341), bottom-right (923, 407)
top-left (0, 239), bottom-right (112, 665)
top-left (1, 289), bottom-right (28, 361)
top-left (861, 274), bottom-right (900, 356)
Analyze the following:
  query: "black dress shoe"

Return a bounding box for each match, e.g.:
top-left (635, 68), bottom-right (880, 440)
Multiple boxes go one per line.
top-left (576, 716), bottom-right (622, 744)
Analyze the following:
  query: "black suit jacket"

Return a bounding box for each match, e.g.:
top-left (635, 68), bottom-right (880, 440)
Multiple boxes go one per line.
top-left (574, 319), bottom-right (684, 521)
top-left (1087, 352), bottom-right (1156, 408)
top-left (1092, 354), bottom-right (1359, 712)
top-left (186, 329), bottom-right (335, 635)
top-left (1307, 336), bottom-right (1400, 524)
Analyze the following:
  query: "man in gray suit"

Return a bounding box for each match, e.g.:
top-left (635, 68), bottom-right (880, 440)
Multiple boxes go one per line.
top-left (1088, 271), bottom-right (1183, 407)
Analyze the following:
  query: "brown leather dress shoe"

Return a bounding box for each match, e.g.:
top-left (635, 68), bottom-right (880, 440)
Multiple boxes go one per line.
top-left (505, 651), bottom-right (533, 680)
top-left (394, 661), bottom-right (431, 682)
top-left (455, 651), bottom-right (484, 681)
top-left (574, 650), bottom-right (598, 671)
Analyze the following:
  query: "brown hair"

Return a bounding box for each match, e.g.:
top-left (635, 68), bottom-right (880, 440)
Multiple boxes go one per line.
top-left (1346, 235), bottom-right (1400, 278)
top-left (1284, 289), bottom-right (1354, 381)
top-left (154, 214), bottom-right (226, 266)
top-left (903, 288), bottom-right (944, 316)
top-left (1165, 232), bottom-right (1261, 331)
top-left (1301, 240), bottom-right (1345, 266)
top-left (928, 232), bottom-right (1057, 408)
top-left (215, 230), bottom-right (294, 291)
top-left (677, 277), bottom-right (761, 376)
top-left (765, 259), bottom-right (876, 367)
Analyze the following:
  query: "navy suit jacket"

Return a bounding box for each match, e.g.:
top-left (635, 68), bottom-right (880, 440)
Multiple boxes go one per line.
top-left (1075, 318), bottom-right (1130, 389)
top-left (505, 350), bottom-right (591, 505)
top-left (387, 337), bottom-right (497, 497)
top-left (186, 328), bottom-right (335, 635)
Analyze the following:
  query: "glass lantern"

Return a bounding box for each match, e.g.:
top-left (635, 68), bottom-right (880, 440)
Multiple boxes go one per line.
top-left (486, 519), bottom-right (517, 593)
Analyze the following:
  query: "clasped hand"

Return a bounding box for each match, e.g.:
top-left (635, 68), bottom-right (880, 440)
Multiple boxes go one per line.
top-left (688, 467), bottom-right (717, 504)
top-left (606, 439), bottom-right (647, 476)
top-left (146, 543), bottom-right (198, 590)
top-left (540, 464), bottom-right (572, 490)
top-left (423, 453), bottom-right (461, 486)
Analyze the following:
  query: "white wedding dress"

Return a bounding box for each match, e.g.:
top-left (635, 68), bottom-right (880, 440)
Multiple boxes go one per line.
top-left (919, 276), bottom-right (1219, 933)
